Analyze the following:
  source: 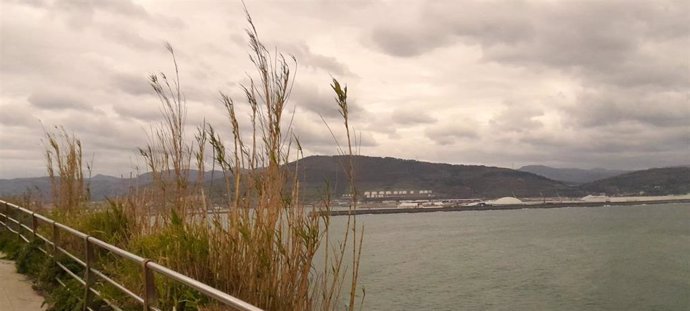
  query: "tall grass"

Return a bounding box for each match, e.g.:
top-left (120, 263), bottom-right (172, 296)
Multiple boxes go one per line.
top-left (43, 126), bottom-right (90, 214)
top-left (133, 10), bottom-right (362, 309)
top-left (322, 80), bottom-right (365, 310)
top-left (10, 9), bottom-right (364, 311)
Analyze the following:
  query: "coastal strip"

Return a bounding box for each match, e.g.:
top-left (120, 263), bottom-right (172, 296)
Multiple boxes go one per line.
top-left (319, 199), bottom-right (690, 216)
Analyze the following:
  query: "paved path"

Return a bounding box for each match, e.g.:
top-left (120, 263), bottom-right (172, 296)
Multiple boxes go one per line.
top-left (0, 252), bottom-right (45, 311)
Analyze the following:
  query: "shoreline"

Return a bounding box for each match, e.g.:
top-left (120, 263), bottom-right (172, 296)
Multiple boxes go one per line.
top-left (321, 198), bottom-right (690, 216)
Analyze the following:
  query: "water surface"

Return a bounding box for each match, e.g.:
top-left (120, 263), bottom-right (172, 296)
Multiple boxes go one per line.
top-left (334, 204), bottom-right (690, 310)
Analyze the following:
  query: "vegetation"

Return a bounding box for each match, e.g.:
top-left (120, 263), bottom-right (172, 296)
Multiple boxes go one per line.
top-left (44, 125), bottom-right (91, 214)
top-left (291, 155), bottom-right (581, 199)
top-left (580, 167), bottom-right (690, 196)
top-left (518, 165), bottom-right (629, 185)
top-left (1, 10), bottom-right (363, 311)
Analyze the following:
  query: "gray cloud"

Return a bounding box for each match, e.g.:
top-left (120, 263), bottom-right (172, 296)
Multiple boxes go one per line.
top-left (391, 108), bottom-right (436, 125)
top-left (369, 1), bottom-right (689, 88)
top-left (424, 121), bottom-right (479, 146)
top-left (364, 0), bottom-right (688, 170)
top-left (0, 0), bottom-right (688, 178)
top-left (7, 0), bottom-right (46, 7)
top-left (521, 124), bottom-right (688, 155)
top-left (279, 42), bottom-right (352, 76)
top-left (110, 72), bottom-right (152, 96)
top-left (489, 102), bottom-right (543, 133)
top-left (89, 0), bottom-right (150, 18)
top-left (112, 98), bottom-right (161, 121)
top-left (0, 103), bottom-right (38, 127)
top-left (0, 24), bottom-right (63, 75)
top-left (369, 1), bottom-right (533, 57)
top-left (52, 0), bottom-right (150, 29)
top-left (99, 27), bottom-right (161, 50)
top-left (291, 82), bottom-right (366, 120)
top-left (292, 115), bottom-right (378, 149)
top-left (28, 90), bottom-right (92, 111)
top-left (370, 27), bottom-right (448, 58)
top-left (568, 88), bottom-right (690, 128)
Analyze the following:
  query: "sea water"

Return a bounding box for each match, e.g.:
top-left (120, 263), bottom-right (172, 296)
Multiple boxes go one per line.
top-left (331, 203), bottom-right (690, 310)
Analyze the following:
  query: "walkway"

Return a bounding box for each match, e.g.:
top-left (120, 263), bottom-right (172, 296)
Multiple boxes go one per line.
top-left (0, 252), bottom-right (45, 311)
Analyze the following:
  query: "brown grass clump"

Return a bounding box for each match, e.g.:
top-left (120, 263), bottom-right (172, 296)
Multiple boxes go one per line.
top-left (29, 9), bottom-right (364, 311)
top-left (105, 9), bottom-right (363, 311)
top-left (43, 126), bottom-right (90, 214)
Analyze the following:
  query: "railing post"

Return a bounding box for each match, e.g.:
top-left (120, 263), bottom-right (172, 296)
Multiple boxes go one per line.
top-left (142, 259), bottom-right (157, 311)
top-left (52, 221), bottom-right (59, 259)
top-left (83, 236), bottom-right (94, 311)
top-left (31, 212), bottom-right (38, 241)
top-left (1, 202), bottom-right (7, 231)
top-left (13, 204), bottom-right (20, 239)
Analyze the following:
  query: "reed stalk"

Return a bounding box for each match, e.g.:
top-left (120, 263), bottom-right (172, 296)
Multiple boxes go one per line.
top-left (27, 8), bottom-right (364, 311)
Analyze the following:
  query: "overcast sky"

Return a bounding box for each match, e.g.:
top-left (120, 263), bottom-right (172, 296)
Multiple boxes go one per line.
top-left (1, 0), bottom-right (688, 178)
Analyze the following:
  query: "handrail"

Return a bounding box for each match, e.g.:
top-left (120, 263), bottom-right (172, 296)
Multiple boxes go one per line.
top-left (0, 200), bottom-right (263, 311)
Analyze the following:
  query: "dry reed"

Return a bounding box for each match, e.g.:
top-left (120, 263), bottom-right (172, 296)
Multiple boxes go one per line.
top-left (34, 9), bottom-right (364, 311)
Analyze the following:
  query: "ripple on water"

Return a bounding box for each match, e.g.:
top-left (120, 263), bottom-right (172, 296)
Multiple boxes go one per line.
top-left (332, 204), bottom-right (690, 311)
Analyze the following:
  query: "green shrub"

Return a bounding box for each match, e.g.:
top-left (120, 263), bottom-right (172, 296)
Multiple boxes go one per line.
top-left (0, 230), bottom-right (23, 259)
top-left (15, 239), bottom-right (46, 276)
top-left (69, 200), bottom-right (133, 246)
top-left (129, 223), bottom-right (210, 310)
top-left (43, 278), bottom-right (84, 311)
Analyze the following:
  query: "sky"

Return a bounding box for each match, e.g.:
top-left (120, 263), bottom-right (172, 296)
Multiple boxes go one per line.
top-left (0, 0), bottom-right (688, 178)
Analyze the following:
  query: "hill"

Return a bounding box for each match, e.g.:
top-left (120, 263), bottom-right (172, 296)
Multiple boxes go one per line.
top-left (4, 157), bottom-right (687, 202)
top-left (0, 171), bottom-right (224, 201)
top-left (519, 165), bottom-right (628, 184)
top-left (0, 175), bottom-right (138, 201)
top-left (0, 156), bottom-right (577, 201)
top-left (580, 167), bottom-right (690, 196)
top-left (291, 155), bottom-right (579, 199)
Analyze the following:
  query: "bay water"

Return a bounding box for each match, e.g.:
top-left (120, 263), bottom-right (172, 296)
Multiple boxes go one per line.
top-left (333, 203), bottom-right (690, 310)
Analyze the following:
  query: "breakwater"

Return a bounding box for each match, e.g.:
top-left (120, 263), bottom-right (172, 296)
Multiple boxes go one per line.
top-left (321, 198), bottom-right (690, 216)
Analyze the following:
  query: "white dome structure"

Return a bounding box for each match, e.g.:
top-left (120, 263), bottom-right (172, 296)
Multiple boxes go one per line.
top-left (491, 197), bottom-right (523, 205)
top-left (582, 195), bottom-right (609, 202)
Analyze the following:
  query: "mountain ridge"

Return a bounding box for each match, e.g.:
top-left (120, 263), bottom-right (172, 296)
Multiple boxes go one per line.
top-left (291, 155), bottom-right (579, 199)
top-left (1, 156), bottom-right (688, 201)
top-left (580, 166), bottom-right (690, 196)
top-left (519, 165), bottom-right (629, 184)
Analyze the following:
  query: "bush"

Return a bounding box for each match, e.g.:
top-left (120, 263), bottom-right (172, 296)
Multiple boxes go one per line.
top-left (0, 230), bottom-right (23, 259)
top-left (15, 239), bottom-right (46, 276)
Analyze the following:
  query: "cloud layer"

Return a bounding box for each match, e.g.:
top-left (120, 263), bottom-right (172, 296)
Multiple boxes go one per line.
top-left (0, 0), bottom-right (688, 178)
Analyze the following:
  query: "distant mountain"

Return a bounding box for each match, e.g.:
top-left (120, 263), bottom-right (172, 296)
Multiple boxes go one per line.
top-left (0, 175), bottom-right (144, 201)
top-left (0, 170), bottom-right (224, 201)
top-left (0, 176), bottom-right (53, 199)
top-left (3, 157), bottom-right (687, 202)
top-left (291, 155), bottom-right (579, 199)
top-left (519, 165), bottom-right (629, 184)
top-left (580, 167), bottom-right (690, 196)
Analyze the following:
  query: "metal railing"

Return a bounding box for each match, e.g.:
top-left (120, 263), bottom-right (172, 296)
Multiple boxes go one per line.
top-left (0, 199), bottom-right (262, 311)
